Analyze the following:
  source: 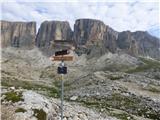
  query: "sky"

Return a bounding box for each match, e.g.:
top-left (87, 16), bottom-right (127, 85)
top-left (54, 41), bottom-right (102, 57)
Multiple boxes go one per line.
top-left (0, 0), bottom-right (160, 38)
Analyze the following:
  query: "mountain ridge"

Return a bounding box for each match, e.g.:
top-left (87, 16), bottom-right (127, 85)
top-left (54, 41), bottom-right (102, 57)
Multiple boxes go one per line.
top-left (1, 19), bottom-right (160, 59)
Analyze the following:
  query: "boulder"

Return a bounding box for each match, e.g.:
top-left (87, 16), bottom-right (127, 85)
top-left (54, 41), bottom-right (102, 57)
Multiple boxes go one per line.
top-left (70, 96), bottom-right (78, 101)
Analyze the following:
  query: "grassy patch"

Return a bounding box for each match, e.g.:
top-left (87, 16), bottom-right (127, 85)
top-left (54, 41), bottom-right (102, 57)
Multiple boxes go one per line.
top-left (15, 108), bottom-right (27, 113)
top-left (102, 64), bottom-right (131, 72)
top-left (53, 80), bottom-right (61, 88)
top-left (1, 76), bottom-right (20, 88)
top-left (46, 87), bottom-right (60, 98)
top-left (33, 109), bottom-right (47, 120)
top-left (53, 80), bottom-right (73, 91)
top-left (3, 91), bottom-right (24, 103)
top-left (126, 57), bottom-right (160, 73)
top-left (143, 85), bottom-right (160, 93)
top-left (78, 93), bottom-right (160, 120)
top-left (1, 79), bottom-right (60, 98)
top-left (110, 112), bottom-right (134, 120)
top-left (80, 93), bottom-right (139, 110)
top-left (40, 66), bottom-right (58, 79)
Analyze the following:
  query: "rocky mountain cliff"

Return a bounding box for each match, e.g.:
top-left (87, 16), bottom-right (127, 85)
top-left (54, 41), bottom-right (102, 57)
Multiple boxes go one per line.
top-left (73, 19), bottom-right (106, 46)
top-left (1, 20), bottom-right (36, 49)
top-left (35, 21), bottom-right (73, 48)
top-left (1, 19), bottom-right (160, 59)
top-left (117, 31), bottom-right (160, 59)
top-left (73, 19), bottom-right (118, 57)
top-left (73, 19), bottom-right (160, 59)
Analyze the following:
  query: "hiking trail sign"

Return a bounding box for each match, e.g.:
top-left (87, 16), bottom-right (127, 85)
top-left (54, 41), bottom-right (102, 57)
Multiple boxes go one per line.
top-left (51, 55), bottom-right (73, 61)
top-left (50, 49), bottom-right (73, 61)
top-left (50, 48), bottom-right (74, 120)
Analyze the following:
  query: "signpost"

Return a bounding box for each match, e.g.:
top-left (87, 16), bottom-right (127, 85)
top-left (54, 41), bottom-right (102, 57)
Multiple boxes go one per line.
top-left (55, 49), bottom-right (69, 56)
top-left (50, 48), bottom-right (73, 120)
top-left (51, 56), bottom-right (73, 61)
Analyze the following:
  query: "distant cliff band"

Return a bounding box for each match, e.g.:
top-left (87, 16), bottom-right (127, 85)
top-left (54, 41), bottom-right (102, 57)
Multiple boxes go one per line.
top-left (1, 19), bottom-right (160, 59)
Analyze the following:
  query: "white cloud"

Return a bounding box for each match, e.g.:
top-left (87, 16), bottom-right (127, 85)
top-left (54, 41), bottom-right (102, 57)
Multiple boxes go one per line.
top-left (1, 0), bottom-right (159, 38)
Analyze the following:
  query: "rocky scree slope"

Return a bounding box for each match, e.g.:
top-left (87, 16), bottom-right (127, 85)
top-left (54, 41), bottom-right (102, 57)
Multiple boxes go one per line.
top-left (1, 47), bottom-right (160, 120)
top-left (2, 88), bottom-right (117, 120)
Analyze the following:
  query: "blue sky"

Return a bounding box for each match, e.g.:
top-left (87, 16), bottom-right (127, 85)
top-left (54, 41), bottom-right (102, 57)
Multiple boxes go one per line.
top-left (1, 0), bottom-right (160, 38)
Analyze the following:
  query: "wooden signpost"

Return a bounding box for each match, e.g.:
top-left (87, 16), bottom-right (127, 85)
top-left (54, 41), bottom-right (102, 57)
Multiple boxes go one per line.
top-left (50, 48), bottom-right (73, 120)
top-left (51, 55), bottom-right (73, 61)
top-left (50, 49), bottom-right (73, 61)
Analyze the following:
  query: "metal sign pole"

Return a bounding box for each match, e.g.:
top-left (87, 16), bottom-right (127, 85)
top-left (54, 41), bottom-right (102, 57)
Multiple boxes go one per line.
top-left (59, 60), bottom-right (65, 120)
top-left (61, 73), bottom-right (64, 120)
top-left (50, 46), bottom-right (74, 120)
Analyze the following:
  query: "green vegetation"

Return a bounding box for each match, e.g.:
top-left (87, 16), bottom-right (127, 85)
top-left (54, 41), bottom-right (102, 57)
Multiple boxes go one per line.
top-left (143, 85), bottom-right (160, 93)
top-left (33, 109), bottom-right (47, 120)
top-left (81, 93), bottom-right (141, 110)
top-left (1, 76), bottom-right (20, 88)
top-left (53, 80), bottom-right (73, 91)
top-left (53, 80), bottom-right (61, 88)
top-left (47, 87), bottom-right (60, 98)
top-left (102, 64), bottom-right (130, 72)
top-left (78, 93), bottom-right (160, 120)
top-left (1, 79), bottom-right (60, 98)
top-left (40, 69), bottom-right (56, 78)
top-left (40, 66), bottom-right (56, 79)
top-left (110, 112), bottom-right (134, 120)
top-left (3, 91), bottom-right (24, 103)
top-left (15, 108), bottom-right (27, 113)
top-left (126, 57), bottom-right (160, 73)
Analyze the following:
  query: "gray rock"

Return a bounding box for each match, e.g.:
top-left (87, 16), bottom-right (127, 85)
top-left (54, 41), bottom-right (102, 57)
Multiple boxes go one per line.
top-left (117, 31), bottom-right (160, 59)
top-left (2, 19), bottom-right (160, 59)
top-left (74, 19), bottom-right (160, 59)
top-left (70, 96), bottom-right (78, 101)
top-left (1, 20), bottom-right (36, 49)
top-left (73, 19), bottom-right (117, 57)
top-left (36, 20), bottom-right (73, 48)
top-left (73, 19), bottom-right (106, 46)
top-left (9, 86), bottom-right (15, 90)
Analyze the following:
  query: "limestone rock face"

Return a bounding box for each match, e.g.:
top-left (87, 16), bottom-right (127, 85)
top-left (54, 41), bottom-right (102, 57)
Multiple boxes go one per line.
top-left (35, 21), bottom-right (73, 48)
top-left (132, 31), bottom-right (160, 59)
top-left (73, 19), bottom-right (160, 59)
top-left (103, 26), bottom-right (118, 53)
top-left (117, 31), bottom-right (139, 56)
top-left (73, 19), bottom-right (118, 57)
top-left (117, 31), bottom-right (160, 59)
top-left (1, 19), bottom-right (160, 59)
top-left (1, 20), bottom-right (36, 48)
top-left (73, 19), bottom-right (106, 46)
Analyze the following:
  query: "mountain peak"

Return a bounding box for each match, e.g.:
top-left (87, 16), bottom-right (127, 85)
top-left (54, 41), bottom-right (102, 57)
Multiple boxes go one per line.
top-left (1, 19), bottom-right (160, 59)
